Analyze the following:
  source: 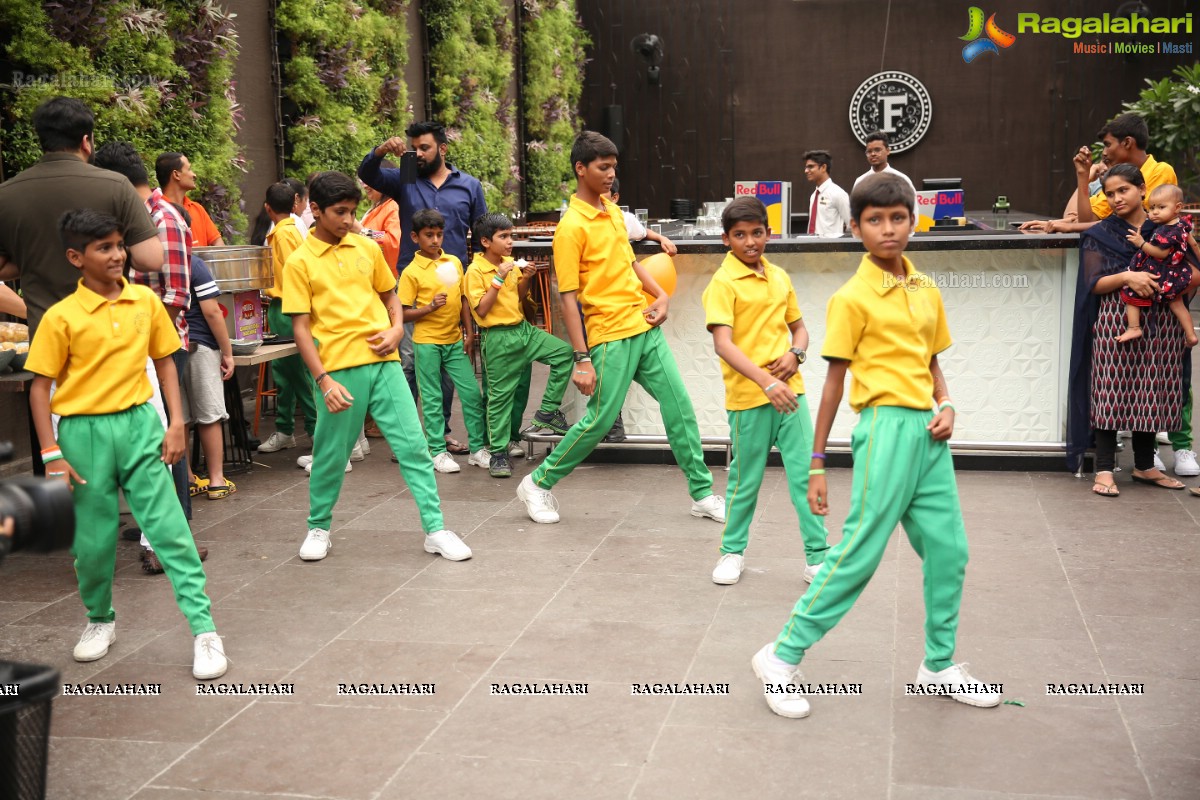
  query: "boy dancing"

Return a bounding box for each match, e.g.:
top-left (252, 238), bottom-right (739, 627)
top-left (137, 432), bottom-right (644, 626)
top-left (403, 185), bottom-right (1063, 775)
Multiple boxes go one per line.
top-left (702, 197), bottom-right (828, 586)
top-left (752, 174), bottom-right (1000, 718)
top-left (284, 172), bottom-right (469, 562)
top-left (464, 212), bottom-right (572, 478)
top-left (516, 131), bottom-right (724, 524)
top-left (27, 209), bottom-right (226, 679)
top-left (396, 208), bottom-right (489, 474)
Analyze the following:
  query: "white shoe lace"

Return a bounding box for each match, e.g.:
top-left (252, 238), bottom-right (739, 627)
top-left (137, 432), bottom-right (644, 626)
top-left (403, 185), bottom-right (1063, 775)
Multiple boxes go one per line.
top-left (305, 530), bottom-right (330, 549)
top-left (196, 635), bottom-right (230, 668)
top-left (79, 623), bottom-right (109, 644)
top-left (529, 486), bottom-right (559, 513)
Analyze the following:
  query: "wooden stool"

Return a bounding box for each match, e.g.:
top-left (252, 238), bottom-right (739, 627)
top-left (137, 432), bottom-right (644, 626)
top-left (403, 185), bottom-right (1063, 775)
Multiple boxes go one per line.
top-left (252, 360), bottom-right (277, 437)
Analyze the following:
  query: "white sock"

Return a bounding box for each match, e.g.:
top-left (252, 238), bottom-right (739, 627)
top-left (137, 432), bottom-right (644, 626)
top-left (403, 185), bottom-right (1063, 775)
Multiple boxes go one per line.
top-left (765, 650), bottom-right (793, 668)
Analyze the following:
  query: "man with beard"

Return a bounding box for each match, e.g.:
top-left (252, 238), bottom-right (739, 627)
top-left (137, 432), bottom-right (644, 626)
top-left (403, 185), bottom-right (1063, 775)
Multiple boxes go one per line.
top-left (358, 123), bottom-right (488, 452)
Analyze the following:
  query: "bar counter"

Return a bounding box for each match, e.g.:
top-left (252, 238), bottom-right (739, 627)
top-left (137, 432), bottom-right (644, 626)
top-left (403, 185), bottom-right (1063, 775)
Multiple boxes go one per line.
top-left (515, 231), bottom-right (1080, 457)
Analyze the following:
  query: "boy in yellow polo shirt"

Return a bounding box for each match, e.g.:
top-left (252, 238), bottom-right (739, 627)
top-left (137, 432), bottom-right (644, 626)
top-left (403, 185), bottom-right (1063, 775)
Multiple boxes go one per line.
top-left (752, 174), bottom-right (999, 719)
top-left (516, 131), bottom-right (724, 525)
top-left (465, 212), bottom-right (573, 477)
top-left (397, 208), bottom-right (488, 474)
top-left (27, 208), bottom-right (226, 680)
top-left (260, 181), bottom-right (317, 453)
top-left (701, 197), bottom-right (828, 586)
top-left (284, 172), bottom-right (469, 563)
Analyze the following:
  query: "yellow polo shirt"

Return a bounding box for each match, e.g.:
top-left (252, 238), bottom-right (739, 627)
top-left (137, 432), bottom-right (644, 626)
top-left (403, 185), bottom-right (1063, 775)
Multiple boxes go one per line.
top-left (702, 253), bottom-right (805, 410)
top-left (464, 253), bottom-right (523, 328)
top-left (822, 255), bottom-right (951, 413)
top-left (553, 194), bottom-right (651, 347)
top-left (396, 249), bottom-right (465, 345)
top-left (265, 216), bottom-right (304, 300)
top-left (27, 279), bottom-right (181, 417)
top-left (282, 232), bottom-right (399, 372)
top-left (1089, 153), bottom-right (1177, 218)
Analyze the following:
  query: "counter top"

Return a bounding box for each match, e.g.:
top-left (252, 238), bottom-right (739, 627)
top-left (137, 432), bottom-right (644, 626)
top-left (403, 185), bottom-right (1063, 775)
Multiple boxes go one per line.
top-left (517, 231), bottom-right (1078, 255)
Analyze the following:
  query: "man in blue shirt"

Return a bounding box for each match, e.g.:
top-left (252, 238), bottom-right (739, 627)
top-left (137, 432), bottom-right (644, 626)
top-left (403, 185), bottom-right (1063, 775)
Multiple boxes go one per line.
top-left (359, 122), bottom-right (488, 452)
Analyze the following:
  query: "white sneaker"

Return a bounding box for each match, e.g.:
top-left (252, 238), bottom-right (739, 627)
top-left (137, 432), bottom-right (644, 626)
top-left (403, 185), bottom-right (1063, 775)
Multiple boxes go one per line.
top-left (304, 459), bottom-right (351, 475)
top-left (914, 662), bottom-right (1001, 708)
top-left (258, 432), bottom-right (296, 453)
top-left (73, 621), bottom-right (116, 662)
top-left (517, 474), bottom-right (559, 523)
top-left (1153, 449), bottom-right (1166, 472)
top-left (803, 562), bottom-right (822, 584)
top-left (350, 442), bottom-right (366, 462)
top-left (297, 454), bottom-right (313, 469)
top-left (1173, 449), bottom-right (1200, 477)
top-left (357, 431), bottom-right (371, 456)
top-left (751, 643), bottom-right (810, 718)
top-left (712, 553), bottom-right (744, 585)
top-left (690, 494), bottom-right (726, 523)
top-left (423, 529), bottom-right (472, 561)
top-left (432, 452), bottom-right (461, 473)
top-left (193, 632), bottom-right (228, 680)
top-left (1156, 431), bottom-right (1171, 444)
top-left (468, 448), bottom-right (491, 469)
top-left (507, 441), bottom-right (525, 458)
top-left (299, 528), bottom-right (332, 561)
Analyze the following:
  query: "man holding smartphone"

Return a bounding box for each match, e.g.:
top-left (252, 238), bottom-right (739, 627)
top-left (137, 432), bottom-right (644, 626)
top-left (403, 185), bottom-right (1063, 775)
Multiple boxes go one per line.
top-left (358, 122), bottom-right (488, 452)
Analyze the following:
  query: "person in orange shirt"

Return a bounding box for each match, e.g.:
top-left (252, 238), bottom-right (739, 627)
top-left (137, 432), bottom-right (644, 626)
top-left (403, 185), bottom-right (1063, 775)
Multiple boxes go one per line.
top-left (355, 183), bottom-right (402, 277)
top-left (156, 152), bottom-right (225, 248)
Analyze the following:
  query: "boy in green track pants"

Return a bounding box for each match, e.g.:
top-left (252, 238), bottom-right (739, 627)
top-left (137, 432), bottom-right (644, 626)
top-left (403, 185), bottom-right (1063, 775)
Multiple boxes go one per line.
top-left (701, 197), bottom-right (828, 587)
top-left (397, 208), bottom-right (489, 474)
top-left (752, 174), bottom-right (1001, 719)
top-left (516, 131), bottom-right (725, 525)
top-left (27, 209), bottom-right (226, 680)
top-left (464, 212), bottom-right (572, 478)
top-left (285, 172), bottom-right (471, 564)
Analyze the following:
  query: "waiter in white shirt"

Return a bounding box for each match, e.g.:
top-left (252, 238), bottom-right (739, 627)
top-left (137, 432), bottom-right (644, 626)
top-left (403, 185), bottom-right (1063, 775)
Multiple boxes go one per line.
top-left (852, 131), bottom-right (915, 191)
top-left (803, 150), bottom-right (850, 238)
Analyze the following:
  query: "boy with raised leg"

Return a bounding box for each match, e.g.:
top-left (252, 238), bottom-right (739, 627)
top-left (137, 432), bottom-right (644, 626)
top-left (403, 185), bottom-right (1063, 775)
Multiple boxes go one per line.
top-left (27, 209), bottom-right (226, 679)
top-left (397, 208), bottom-right (489, 474)
top-left (285, 173), bottom-right (469, 563)
top-left (516, 131), bottom-right (724, 524)
top-left (702, 197), bottom-right (829, 586)
top-left (752, 174), bottom-right (999, 718)
top-left (465, 213), bottom-right (572, 477)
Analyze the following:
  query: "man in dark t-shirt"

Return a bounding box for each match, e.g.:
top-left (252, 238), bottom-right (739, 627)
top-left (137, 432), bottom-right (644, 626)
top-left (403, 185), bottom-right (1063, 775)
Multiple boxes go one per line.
top-left (0, 97), bottom-right (162, 337)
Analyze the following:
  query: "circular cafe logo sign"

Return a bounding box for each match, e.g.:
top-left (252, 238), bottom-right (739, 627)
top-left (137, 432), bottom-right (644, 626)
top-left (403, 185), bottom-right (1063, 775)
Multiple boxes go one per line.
top-left (848, 71), bottom-right (932, 154)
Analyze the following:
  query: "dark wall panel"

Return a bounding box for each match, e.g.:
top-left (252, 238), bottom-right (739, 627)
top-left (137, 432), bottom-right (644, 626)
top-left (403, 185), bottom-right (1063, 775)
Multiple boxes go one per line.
top-left (578, 0), bottom-right (1194, 218)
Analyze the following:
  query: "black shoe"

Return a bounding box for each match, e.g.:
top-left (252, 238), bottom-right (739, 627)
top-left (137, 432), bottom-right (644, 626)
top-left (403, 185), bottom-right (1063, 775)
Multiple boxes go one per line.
top-left (489, 452), bottom-right (512, 478)
top-left (532, 409), bottom-right (570, 434)
top-left (603, 412), bottom-right (627, 443)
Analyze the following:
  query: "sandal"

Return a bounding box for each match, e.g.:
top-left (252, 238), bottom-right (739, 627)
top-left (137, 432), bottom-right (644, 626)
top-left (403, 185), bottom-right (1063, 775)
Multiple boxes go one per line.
top-left (1092, 472), bottom-right (1119, 497)
top-left (188, 476), bottom-right (210, 498)
top-left (1188, 487), bottom-right (1200, 498)
top-left (1131, 470), bottom-right (1186, 490)
top-left (207, 479), bottom-right (237, 500)
top-left (444, 436), bottom-right (469, 455)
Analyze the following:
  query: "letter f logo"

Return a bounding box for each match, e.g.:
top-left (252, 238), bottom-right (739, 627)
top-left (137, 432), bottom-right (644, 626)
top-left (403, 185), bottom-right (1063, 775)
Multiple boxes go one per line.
top-left (960, 7), bottom-right (1016, 63)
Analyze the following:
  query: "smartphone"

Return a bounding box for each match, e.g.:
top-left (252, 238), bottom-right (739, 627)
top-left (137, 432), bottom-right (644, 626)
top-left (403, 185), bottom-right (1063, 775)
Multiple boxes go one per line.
top-left (399, 150), bottom-right (418, 184)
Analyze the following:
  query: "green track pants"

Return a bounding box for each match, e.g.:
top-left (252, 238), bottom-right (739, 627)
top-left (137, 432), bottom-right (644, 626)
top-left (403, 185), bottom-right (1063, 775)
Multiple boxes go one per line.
top-left (59, 403), bottom-right (214, 634)
top-left (721, 398), bottom-right (829, 565)
top-left (414, 341), bottom-right (487, 456)
top-left (773, 406), bottom-right (968, 671)
top-left (268, 298), bottom-right (317, 437)
top-left (480, 321), bottom-right (573, 451)
top-left (307, 361), bottom-right (445, 533)
top-left (530, 326), bottom-right (713, 499)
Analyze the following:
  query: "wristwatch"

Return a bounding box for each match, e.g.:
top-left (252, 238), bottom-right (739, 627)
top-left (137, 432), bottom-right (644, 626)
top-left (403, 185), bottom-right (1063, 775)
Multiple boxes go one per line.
top-left (788, 347), bottom-right (807, 364)
top-left (573, 351), bottom-right (592, 363)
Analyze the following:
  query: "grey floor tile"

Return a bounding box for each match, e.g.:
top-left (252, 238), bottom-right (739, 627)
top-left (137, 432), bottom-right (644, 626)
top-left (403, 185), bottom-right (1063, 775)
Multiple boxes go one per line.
top-left (46, 737), bottom-right (190, 800)
top-left (216, 563), bottom-right (413, 614)
top-left (381, 754), bottom-right (640, 800)
top-left (1067, 567), bottom-right (1200, 619)
top-left (340, 587), bottom-right (553, 646)
top-left (1087, 616), bottom-right (1200, 681)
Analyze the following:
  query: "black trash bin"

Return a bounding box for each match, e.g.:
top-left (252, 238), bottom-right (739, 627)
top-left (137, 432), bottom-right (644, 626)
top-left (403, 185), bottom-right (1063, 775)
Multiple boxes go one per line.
top-left (0, 661), bottom-right (61, 800)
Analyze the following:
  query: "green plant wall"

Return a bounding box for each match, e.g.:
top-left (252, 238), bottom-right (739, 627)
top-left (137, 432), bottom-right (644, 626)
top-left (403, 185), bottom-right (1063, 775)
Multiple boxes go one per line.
top-left (275, 0), bottom-right (410, 184)
top-left (521, 0), bottom-right (589, 213)
top-left (423, 0), bottom-right (519, 215)
top-left (0, 0), bottom-right (246, 240)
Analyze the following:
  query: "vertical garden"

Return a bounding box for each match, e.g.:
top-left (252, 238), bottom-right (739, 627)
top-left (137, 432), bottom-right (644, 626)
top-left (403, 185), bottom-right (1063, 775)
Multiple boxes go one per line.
top-left (0, 0), bottom-right (590, 239)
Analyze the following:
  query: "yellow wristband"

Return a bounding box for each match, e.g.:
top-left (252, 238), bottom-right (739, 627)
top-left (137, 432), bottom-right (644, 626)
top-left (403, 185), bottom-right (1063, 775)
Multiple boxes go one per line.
top-left (809, 468), bottom-right (826, 476)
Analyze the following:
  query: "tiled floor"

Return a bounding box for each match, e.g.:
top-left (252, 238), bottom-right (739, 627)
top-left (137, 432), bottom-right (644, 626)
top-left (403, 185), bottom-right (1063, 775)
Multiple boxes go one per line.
top-left (3, 429), bottom-right (1199, 799)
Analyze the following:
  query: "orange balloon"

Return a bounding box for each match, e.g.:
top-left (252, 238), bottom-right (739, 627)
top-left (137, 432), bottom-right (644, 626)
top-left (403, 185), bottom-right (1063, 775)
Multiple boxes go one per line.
top-left (640, 252), bottom-right (677, 304)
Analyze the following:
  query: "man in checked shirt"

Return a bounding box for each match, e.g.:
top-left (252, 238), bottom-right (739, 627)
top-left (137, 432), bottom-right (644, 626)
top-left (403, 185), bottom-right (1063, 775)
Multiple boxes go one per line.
top-left (94, 142), bottom-right (207, 572)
